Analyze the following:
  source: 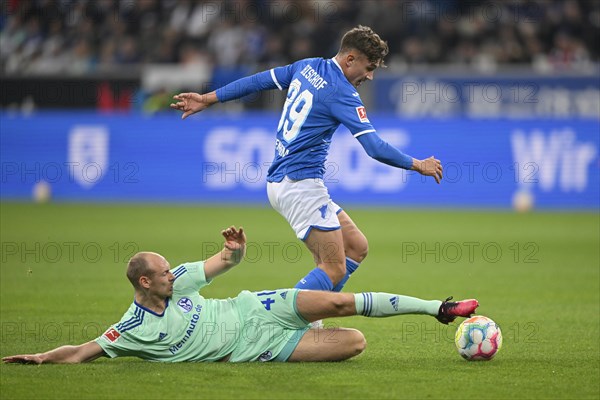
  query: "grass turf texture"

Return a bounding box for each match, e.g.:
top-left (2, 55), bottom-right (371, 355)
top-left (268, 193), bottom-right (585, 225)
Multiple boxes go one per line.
top-left (0, 203), bottom-right (598, 399)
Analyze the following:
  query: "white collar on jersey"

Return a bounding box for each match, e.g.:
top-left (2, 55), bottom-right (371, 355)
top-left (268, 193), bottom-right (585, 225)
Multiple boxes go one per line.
top-left (331, 57), bottom-right (343, 73)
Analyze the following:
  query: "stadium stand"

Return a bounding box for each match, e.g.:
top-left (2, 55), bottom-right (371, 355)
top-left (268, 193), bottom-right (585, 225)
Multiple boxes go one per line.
top-left (1, 0), bottom-right (598, 76)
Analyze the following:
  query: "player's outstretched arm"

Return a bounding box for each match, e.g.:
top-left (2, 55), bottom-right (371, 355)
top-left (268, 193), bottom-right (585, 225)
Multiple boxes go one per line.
top-left (171, 69), bottom-right (287, 120)
top-left (356, 133), bottom-right (443, 184)
top-left (2, 341), bottom-right (105, 365)
top-left (170, 91), bottom-right (219, 119)
top-left (204, 226), bottom-right (247, 280)
top-left (411, 156), bottom-right (443, 184)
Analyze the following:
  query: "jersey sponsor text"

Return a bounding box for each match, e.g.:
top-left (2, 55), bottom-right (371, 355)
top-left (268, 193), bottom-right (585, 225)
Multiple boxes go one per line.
top-left (169, 312), bottom-right (200, 354)
top-left (275, 139), bottom-right (289, 158)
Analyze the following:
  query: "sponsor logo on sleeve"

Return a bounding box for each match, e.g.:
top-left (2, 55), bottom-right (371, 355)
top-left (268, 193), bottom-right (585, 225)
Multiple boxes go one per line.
top-left (356, 106), bottom-right (369, 123)
top-left (103, 328), bottom-right (121, 342)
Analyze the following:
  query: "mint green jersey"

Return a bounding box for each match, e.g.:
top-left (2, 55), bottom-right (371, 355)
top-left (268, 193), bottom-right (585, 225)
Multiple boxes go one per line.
top-left (95, 261), bottom-right (309, 362)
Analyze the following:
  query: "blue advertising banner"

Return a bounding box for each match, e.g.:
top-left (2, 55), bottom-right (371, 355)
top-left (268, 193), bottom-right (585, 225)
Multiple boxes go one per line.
top-left (1, 112), bottom-right (598, 209)
top-left (374, 75), bottom-right (600, 119)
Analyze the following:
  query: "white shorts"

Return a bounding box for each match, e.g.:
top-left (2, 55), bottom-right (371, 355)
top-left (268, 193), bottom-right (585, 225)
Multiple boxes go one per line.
top-left (267, 178), bottom-right (342, 241)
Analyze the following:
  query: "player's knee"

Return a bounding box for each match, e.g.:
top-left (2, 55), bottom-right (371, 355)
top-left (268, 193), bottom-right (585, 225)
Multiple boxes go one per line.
top-left (347, 234), bottom-right (369, 263)
top-left (348, 329), bottom-right (367, 357)
top-left (330, 293), bottom-right (356, 316)
top-left (357, 236), bottom-right (369, 262)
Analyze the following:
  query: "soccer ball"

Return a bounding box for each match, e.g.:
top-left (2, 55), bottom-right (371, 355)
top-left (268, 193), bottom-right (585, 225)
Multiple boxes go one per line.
top-left (455, 316), bottom-right (502, 361)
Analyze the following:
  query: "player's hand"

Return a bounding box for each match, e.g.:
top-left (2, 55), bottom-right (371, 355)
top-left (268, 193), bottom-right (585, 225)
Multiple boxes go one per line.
top-left (170, 92), bottom-right (215, 119)
top-left (413, 156), bottom-right (443, 184)
top-left (221, 226), bottom-right (246, 251)
top-left (2, 354), bottom-right (43, 364)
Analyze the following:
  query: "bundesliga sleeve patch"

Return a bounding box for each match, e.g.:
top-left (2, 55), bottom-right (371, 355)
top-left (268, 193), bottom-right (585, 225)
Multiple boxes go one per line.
top-left (356, 106), bottom-right (370, 123)
top-left (103, 328), bottom-right (121, 342)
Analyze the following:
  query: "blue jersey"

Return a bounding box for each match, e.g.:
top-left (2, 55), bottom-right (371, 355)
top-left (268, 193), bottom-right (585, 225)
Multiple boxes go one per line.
top-left (215, 58), bottom-right (413, 182)
top-left (265, 57), bottom-right (375, 182)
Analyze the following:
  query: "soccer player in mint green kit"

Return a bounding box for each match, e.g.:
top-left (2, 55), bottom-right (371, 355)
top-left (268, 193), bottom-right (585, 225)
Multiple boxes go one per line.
top-left (2, 226), bottom-right (478, 364)
top-left (171, 26), bottom-right (444, 296)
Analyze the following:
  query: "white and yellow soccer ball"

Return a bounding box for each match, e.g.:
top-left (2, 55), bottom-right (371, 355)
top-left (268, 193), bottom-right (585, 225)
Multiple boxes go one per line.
top-left (455, 315), bottom-right (502, 361)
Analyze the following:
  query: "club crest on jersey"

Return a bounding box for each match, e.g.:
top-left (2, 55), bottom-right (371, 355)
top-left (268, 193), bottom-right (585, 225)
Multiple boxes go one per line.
top-left (356, 106), bottom-right (369, 123)
top-left (103, 328), bottom-right (120, 342)
top-left (177, 297), bottom-right (193, 313)
top-left (319, 204), bottom-right (328, 219)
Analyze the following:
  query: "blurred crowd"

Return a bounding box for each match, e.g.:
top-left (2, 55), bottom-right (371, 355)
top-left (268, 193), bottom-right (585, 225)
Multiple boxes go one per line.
top-left (1, 0), bottom-right (598, 76)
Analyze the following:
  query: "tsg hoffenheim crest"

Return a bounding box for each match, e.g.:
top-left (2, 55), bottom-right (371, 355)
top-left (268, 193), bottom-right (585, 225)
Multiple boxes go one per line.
top-left (68, 126), bottom-right (109, 189)
top-left (177, 297), bottom-right (193, 313)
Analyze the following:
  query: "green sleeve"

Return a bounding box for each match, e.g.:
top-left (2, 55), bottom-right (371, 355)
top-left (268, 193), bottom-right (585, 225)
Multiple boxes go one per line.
top-left (172, 261), bottom-right (211, 295)
top-left (95, 326), bottom-right (142, 358)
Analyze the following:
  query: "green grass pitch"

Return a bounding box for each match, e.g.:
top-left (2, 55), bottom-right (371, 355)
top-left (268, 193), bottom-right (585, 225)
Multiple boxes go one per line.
top-left (1, 203), bottom-right (598, 399)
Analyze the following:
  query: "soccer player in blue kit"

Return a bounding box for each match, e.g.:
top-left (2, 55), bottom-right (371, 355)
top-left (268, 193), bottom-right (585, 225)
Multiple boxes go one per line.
top-left (171, 26), bottom-right (444, 294)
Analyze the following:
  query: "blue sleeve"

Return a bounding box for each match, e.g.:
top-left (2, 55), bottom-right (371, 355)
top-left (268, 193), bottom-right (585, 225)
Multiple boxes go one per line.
top-left (270, 63), bottom-right (297, 90)
top-left (271, 58), bottom-right (323, 90)
top-left (356, 131), bottom-right (414, 170)
top-left (329, 89), bottom-right (376, 137)
top-left (329, 88), bottom-right (413, 170)
top-left (215, 62), bottom-right (299, 102)
top-left (215, 70), bottom-right (279, 102)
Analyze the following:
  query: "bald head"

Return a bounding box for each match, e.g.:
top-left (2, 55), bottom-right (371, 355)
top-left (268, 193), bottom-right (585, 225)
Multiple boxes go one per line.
top-left (127, 252), bottom-right (166, 290)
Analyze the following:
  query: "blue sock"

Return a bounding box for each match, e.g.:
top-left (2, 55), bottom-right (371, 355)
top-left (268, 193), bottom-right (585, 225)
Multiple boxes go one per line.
top-left (332, 258), bottom-right (361, 292)
top-left (294, 267), bottom-right (334, 291)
